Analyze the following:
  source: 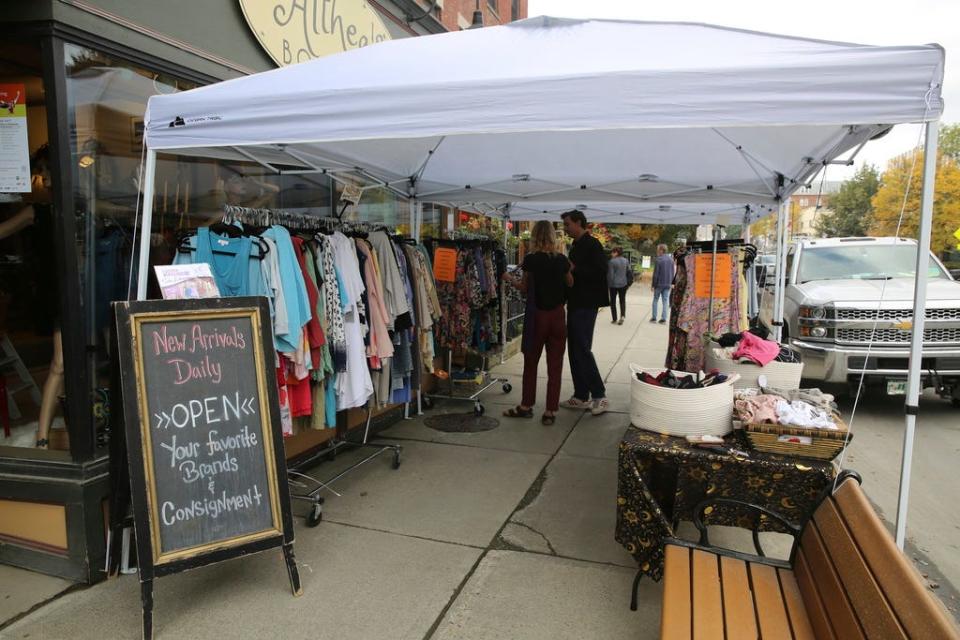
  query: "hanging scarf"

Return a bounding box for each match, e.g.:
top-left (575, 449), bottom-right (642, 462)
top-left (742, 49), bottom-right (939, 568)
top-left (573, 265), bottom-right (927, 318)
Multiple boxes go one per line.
top-left (317, 236), bottom-right (348, 372)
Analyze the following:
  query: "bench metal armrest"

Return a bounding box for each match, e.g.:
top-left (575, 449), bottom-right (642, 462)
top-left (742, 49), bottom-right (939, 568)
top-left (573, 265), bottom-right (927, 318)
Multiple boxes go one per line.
top-left (692, 497), bottom-right (801, 559)
top-left (663, 537), bottom-right (793, 570)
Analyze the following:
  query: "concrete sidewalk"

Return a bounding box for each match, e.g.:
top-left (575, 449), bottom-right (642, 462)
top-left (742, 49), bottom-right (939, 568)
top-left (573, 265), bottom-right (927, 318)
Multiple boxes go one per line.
top-left (3, 286), bottom-right (957, 638)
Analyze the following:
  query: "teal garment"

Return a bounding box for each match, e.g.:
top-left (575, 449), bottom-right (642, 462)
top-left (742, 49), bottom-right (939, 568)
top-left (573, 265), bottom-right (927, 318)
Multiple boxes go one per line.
top-left (325, 371), bottom-right (337, 427)
top-left (197, 228), bottom-right (250, 296)
top-left (173, 230), bottom-right (272, 302)
top-left (263, 226), bottom-right (312, 353)
top-left (322, 263), bottom-right (351, 427)
top-left (334, 263), bottom-right (349, 309)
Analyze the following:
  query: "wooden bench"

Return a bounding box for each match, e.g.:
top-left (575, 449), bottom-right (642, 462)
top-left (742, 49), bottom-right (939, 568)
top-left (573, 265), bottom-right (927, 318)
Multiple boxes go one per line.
top-left (659, 471), bottom-right (960, 639)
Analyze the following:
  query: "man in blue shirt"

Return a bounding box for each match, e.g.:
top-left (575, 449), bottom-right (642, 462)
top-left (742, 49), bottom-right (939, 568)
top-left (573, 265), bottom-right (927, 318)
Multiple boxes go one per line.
top-left (651, 244), bottom-right (675, 324)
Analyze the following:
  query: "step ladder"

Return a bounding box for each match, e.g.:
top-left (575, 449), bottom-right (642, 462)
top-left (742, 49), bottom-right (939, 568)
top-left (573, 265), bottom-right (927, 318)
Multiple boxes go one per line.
top-left (0, 334), bottom-right (42, 423)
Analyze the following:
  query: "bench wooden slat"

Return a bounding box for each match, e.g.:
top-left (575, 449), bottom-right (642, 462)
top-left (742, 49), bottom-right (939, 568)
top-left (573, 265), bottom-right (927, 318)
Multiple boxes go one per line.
top-left (814, 498), bottom-right (907, 639)
top-left (778, 568), bottom-right (816, 640)
top-left (833, 481), bottom-right (960, 640)
top-left (795, 549), bottom-right (837, 640)
top-left (800, 524), bottom-right (865, 640)
top-left (661, 545), bottom-right (692, 640)
top-left (692, 549), bottom-right (724, 640)
top-left (720, 556), bottom-right (758, 639)
top-left (750, 562), bottom-right (792, 640)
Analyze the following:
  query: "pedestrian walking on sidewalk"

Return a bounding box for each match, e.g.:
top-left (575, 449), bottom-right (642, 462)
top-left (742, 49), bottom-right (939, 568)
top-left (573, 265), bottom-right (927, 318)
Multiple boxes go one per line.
top-left (651, 244), bottom-right (675, 324)
top-left (559, 210), bottom-right (609, 416)
top-left (607, 247), bottom-right (630, 325)
top-left (502, 221), bottom-right (573, 425)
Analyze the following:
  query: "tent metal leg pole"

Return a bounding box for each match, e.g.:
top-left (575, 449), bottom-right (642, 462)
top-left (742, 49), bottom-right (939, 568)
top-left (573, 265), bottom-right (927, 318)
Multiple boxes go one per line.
top-left (896, 118), bottom-right (940, 550)
top-left (707, 225), bottom-right (719, 331)
top-left (410, 199), bottom-right (418, 242)
top-left (771, 204), bottom-right (784, 341)
top-left (136, 149), bottom-right (157, 300)
top-left (743, 212), bottom-right (757, 319)
top-left (773, 202), bottom-right (788, 343)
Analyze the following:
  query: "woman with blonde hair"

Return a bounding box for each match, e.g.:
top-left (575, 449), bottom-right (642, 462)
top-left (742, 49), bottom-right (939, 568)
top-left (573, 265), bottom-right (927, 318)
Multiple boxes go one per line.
top-left (502, 221), bottom-right (573, 425)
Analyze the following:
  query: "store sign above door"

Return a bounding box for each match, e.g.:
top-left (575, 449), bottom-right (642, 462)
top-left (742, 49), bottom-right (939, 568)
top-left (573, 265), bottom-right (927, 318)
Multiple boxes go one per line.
top-left (240, 0), bottom-right (393, 66)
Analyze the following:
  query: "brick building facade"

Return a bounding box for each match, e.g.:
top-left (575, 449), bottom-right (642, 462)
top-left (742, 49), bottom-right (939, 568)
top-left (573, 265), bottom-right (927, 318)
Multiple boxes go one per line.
top-left (430, 0), bottom-right (528, 31)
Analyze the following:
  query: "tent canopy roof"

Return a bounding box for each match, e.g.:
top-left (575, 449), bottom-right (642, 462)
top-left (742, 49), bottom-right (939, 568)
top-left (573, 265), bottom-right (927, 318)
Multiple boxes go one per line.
top-left (504, 201), bottom-right (778, 225)
top-left (144, 16), bottom-right (945, 209)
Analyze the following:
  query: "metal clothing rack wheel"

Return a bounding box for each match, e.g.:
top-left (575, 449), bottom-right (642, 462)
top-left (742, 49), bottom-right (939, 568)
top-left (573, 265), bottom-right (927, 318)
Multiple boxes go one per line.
top-left (287, 387), bottom-right (402, 527)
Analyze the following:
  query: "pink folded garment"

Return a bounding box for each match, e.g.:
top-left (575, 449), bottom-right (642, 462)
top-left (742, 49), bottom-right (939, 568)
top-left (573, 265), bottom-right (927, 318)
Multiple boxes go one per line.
top-left (731, 331), bottom-right (780, 366)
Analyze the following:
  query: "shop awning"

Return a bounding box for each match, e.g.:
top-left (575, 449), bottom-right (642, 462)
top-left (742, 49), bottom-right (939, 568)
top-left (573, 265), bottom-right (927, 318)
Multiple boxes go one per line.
top-left (142, 16), bottom-right (944, 208)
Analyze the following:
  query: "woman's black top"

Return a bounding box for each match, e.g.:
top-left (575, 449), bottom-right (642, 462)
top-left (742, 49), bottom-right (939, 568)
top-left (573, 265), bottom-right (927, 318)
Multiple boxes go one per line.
top-left (522, 251), bottom-right (570, 311)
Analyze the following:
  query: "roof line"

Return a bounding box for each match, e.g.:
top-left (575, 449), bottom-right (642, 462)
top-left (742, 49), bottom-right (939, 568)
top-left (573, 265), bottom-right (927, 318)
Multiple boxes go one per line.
top-left (510, 14), bottom-right (944, 51)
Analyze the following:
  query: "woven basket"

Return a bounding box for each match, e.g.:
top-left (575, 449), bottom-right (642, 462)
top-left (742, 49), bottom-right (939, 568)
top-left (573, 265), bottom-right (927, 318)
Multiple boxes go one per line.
top-left (743, 418), bottom-right (851, 460)
top-left (706, 347), bottom-right (804, 390)
top-left (629, 365), bottom-right (739, 438)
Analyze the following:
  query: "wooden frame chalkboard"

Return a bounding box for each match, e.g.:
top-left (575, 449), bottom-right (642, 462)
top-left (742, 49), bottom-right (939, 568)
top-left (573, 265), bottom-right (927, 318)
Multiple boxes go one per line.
top-left (114, 297), bottom-right (301, 640)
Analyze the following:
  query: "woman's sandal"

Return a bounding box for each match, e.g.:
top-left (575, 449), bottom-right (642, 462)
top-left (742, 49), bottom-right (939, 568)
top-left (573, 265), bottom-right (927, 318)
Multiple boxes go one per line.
top-left (35, 439), bottom-right (49, 449)
top-left (541, 413), bottom-right (556, 426)
top-left (503, 406), bottom-right (533, 418)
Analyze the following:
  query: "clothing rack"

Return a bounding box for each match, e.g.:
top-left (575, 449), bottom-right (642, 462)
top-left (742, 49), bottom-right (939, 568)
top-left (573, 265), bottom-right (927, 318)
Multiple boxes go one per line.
top-left (676, 232), bottom-right (758, 342)
top-left (221, 203), bottom-right (406, 526)
top-left (421, 235), bottom-right (511, 416)
top-left (287, 387), bottom-right (401, 527)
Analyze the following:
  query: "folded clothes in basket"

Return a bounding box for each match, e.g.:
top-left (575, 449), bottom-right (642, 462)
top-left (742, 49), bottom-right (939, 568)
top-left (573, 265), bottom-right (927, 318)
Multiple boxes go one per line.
top-left (711, 334), bottom-right (802, 365)
top-left (734, 388), bottom-right (839, 430)
top-left (636, 369), bottom-right (729, 389)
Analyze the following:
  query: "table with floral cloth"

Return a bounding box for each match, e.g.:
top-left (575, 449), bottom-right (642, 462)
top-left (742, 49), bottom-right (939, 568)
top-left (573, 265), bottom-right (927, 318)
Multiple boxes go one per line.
top-left (615, 427), bottom-right (834, 581)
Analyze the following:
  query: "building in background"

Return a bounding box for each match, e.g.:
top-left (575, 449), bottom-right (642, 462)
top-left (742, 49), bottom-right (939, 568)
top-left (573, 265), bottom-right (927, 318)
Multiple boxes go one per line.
top-left (432, 0), bottom-right (527, 30)
top-left (0, 0), bottom-right (524, 585)
top-left (789, 180), bottom-right (843, 239)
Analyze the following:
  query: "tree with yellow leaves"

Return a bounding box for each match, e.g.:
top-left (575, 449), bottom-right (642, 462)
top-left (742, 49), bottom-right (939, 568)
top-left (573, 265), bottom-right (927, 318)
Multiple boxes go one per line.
top-left (870, 152), bottom-right (960, 255)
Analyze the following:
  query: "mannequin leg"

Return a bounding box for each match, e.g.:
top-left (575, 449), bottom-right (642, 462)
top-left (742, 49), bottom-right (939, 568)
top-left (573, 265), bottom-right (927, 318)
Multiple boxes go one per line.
top-left (36, 329), bottom-right (64, 448)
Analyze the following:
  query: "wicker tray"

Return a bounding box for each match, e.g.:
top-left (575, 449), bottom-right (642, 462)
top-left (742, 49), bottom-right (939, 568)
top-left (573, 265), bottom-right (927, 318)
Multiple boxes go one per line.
top-left (743, 418), bottom-right (851, 460)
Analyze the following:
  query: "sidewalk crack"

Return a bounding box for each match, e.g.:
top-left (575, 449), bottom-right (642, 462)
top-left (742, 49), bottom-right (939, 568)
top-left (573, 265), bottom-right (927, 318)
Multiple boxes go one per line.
top-left (508, 520), bottom-right (558, 556)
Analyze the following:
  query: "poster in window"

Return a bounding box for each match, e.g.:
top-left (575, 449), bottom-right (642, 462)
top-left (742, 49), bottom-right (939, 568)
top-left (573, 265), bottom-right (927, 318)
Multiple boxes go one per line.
top-left (0, 84), bottom-right (31, 193)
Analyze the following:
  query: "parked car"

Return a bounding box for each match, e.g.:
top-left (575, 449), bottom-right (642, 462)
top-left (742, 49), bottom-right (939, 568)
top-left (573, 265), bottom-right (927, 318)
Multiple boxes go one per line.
top-left (941, 249), bottom-right (960, 280)
top-left (759, 237), bottom-right (960, 403)
top-left (754, 253), bottom-right (777, 287)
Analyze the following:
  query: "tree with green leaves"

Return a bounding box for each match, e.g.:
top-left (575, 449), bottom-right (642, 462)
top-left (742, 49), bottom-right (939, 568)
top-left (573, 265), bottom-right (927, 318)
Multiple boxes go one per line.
top-left (940, 123), bottom-right (960, 163)
top-left (813, 164), bottom-right (880, 237)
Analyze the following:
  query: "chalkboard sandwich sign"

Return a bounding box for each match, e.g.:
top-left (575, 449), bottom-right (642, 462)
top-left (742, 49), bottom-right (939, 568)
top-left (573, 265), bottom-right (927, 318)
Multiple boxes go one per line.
top-left (114, 297), bottom-right (301, 640)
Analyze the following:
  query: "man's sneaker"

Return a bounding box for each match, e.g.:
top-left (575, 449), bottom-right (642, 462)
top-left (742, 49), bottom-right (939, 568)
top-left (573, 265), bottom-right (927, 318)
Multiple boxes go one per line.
top-left (591, 398), bottom-right (609, 416)
top-left (560, 397), bottom-right (592, 410)
top-left (618, 318), bottom-right (624, 325)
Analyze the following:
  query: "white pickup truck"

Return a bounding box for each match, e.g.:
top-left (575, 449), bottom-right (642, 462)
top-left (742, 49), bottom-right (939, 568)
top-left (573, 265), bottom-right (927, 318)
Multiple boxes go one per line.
top-left (759, 237), bottom-right (960, 403)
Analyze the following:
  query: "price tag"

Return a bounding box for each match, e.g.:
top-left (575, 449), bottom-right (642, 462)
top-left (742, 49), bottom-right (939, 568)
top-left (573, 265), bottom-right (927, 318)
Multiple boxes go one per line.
top-left (339, 183), bottom-right (362, 205)
top-left (694, 253), bottom-right (732, 299)
top-left (433, 247), bottom-right (458, 283)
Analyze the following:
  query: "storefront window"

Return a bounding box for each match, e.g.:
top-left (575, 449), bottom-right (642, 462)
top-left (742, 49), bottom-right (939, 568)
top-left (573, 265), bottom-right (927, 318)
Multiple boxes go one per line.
top-left (0, 39), bottom-right (65, 455)
top-left (333, 182), bottom-right (409, 231)
top-left (62, 44), bottom-right (335, 454)
top-left (421, 202), bottom-right (445, 239)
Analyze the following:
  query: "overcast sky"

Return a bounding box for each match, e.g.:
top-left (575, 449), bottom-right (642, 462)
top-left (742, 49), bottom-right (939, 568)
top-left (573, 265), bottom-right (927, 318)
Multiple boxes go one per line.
top-left (527, 0), bottom-right (956, 181)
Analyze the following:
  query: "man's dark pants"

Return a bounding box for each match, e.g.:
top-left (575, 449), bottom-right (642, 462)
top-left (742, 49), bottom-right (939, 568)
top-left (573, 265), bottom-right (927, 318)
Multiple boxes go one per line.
top-left (567, 306), bottom-right (606, 402)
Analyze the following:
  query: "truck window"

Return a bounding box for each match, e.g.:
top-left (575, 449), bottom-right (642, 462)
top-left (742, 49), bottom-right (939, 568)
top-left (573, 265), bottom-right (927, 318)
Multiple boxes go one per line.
top-left (796, 245), bottom-right (948, 283)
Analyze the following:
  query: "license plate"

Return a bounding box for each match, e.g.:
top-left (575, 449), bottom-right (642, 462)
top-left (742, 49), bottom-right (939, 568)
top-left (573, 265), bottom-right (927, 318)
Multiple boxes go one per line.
top-left (886, 380), bottom-right (907, 395)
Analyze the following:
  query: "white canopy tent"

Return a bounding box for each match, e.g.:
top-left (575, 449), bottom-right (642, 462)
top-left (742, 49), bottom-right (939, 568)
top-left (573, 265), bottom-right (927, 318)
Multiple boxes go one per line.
top-left (139, 16), bottom-right (944, 549)
top-left (503, 202), bottom-right (777, 225)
